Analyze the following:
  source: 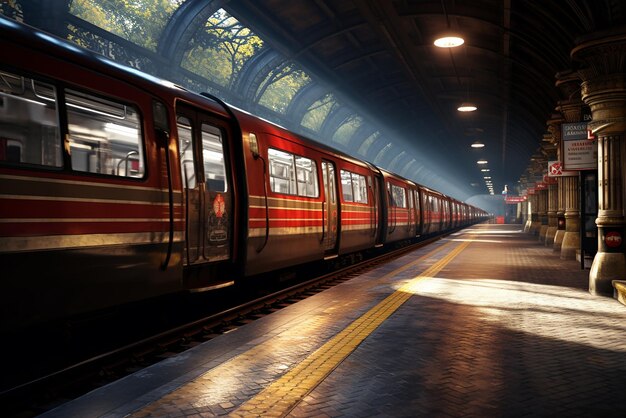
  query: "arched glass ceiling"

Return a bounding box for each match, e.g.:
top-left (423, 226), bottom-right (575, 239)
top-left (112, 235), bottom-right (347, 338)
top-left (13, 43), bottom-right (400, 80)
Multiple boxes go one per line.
top-left (389, 151), bottom-right (407, 172)
top-left (9, 1), bottom-right (444, 195)
top-left (374, 143), bottom-right (393, 165)
top-left (357, 131), bottom-right (380, 157)
top-left (332, 116), bottom-right (362, 148)
top-left (181, 8), bottom-right (263, 89)
top-left (256, 63), bottom-right (311, 114)
top-left (301, 94), bottom-right (336, 133)
top-left (69, 0), bottom-right (184, 51)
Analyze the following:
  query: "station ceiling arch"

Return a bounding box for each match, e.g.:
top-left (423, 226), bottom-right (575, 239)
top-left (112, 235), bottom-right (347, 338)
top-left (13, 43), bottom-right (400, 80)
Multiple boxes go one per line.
top-left (4, 0), bottom-right (626, 201)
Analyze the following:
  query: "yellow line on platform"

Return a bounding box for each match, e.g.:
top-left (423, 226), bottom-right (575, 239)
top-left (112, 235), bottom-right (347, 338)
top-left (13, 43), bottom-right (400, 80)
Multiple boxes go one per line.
top-left (229, 238), bottom-right (473, 417)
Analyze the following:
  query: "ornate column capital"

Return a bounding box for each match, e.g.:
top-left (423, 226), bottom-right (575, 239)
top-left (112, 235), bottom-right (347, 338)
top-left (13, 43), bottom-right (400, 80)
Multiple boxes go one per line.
top-left (572, 29), bottom-right (626, 135)
top-left (571, 28), bottom-right (626, 81)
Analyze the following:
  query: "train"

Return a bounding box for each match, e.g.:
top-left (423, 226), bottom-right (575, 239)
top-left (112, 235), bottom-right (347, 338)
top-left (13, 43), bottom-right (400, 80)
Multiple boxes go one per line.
top-left (0, 16), bottom-right (487, 332)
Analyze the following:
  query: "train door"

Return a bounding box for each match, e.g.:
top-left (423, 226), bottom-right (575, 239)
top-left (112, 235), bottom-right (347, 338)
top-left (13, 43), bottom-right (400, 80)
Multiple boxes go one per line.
top-left (177, 106), bottom-right (232, 265)
top-left (414, 189), bottom-right (422, 236)
top-left (373, 173), bottom-right (385, 246)
top-left (321, 161), bottom-right (338, 255)
top-left (407, 189), bottom-right (415, 235)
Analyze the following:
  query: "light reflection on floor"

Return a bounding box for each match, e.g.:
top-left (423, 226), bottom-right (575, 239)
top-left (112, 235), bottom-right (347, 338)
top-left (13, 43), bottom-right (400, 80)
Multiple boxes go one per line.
top-left (401, 277), bottom-right (626, 352)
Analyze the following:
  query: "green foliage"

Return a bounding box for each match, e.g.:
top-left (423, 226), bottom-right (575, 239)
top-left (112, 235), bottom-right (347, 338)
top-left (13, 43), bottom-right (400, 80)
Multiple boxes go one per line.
top-left (302, 94), bottom-right (335, 132)
top-left (182, 9), bottom-right (264, 88)
top-left (257, 63), bottom-right (311, 114)
top-left (69, 0), bottom-right (183, 51)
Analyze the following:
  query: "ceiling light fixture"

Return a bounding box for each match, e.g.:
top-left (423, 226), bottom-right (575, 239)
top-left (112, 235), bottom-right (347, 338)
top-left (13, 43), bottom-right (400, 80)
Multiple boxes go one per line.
top-left (458, 102), bottom-right (478, 112)
top-left (481, 168), bottom-right (490, 172)
top-left (477, 160), bottom-right (488, 164)
top-left (434, 36), bottom-right (464, 48)
top-left (471, 141), bottom-right (485, 148)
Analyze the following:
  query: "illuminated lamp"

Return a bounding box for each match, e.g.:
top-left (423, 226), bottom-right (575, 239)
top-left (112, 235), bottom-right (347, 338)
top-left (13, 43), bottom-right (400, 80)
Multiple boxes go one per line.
top-left (471, 141), bottom-right (485, 148)
top-left (458, 102), bottom-right (477, 112)
top-left (434, 36), bottom-right (464, 48)
top-left (477, 160), bottom-right (488, 165)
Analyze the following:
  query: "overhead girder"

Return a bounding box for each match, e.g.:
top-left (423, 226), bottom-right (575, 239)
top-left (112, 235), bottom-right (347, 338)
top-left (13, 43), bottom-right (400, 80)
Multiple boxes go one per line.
top-left (388, 151), bottom-right (410, 174)
top-left (157, 0), bottom-right (224, 68)
top-left (319, 106), bottom-right (354, 144)
top-left (285, 83), bottom-right (333, 129)
top-left (347, 123), bottom-right (379, 151)
top-left (231, 48), bottom-right (286, 106)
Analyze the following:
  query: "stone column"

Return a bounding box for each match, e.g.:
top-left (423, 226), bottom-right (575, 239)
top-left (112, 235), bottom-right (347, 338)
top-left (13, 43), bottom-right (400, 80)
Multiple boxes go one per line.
top-left (520, 200), bottom-right (529, 230)
top-left (538, 188), bottom-right (549, 242)
top-left (561, 175), bottom-right (581, 259)
top-left (547, 112), bottom-right (566, 250)
top-left (553, 177), bottom-right (567, 250)
top-left (529, 193), bottom-right (541, 235)
top-left (546, 181), bottom-right (558, 245)
top-left (573, 30), bottom-right (626, 295)
top-left (555, 71), bottom-right (583, 260)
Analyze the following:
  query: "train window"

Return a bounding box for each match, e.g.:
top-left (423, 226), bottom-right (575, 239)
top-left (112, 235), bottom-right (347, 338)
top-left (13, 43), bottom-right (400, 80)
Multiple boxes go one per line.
top-left (341, 170), bottom-right (353, 202)
top-left (340, 170), bottom-right (368, 204)
top-left (269, 148), bottom-right (296, 194)
top-left (391, 184), bottom-right (407, 208)
top-left (66, 89), bottom-right (144, 178)
top-left (0, 70), bottom-right (62, 167)
top-left (202, 124), bottom-right (227, 192)
top-left (295, 155), bottom-right (318, 197)
top-left (268, 148), bottom-right (318, 197)
top-left (177, 116), bottom-right (196, 189)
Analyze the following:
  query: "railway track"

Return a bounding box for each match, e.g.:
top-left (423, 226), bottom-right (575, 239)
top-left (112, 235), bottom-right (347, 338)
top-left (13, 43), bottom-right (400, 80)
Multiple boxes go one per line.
top-left (2, 234), bottom-right (445, 416)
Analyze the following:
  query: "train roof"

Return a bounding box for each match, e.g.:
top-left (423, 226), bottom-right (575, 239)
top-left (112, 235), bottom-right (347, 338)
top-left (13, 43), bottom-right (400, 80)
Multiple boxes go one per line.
top-left (1, 16), bottom-right (482, 211)
top-left (0, 16), bottom-right (231, 120)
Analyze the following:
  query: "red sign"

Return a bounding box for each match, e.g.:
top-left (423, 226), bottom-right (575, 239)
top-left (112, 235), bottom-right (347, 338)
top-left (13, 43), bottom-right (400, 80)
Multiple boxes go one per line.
top-left (535, 182), bottom-right (547, 190)
top-left (547, 160), bottom-right (577, 177)
top-left (605, 231), bottom-right (622, 248)
top-left (549, 161), bottom-right (562, 176)
top-left (505, 196), bottom-right (527, 204)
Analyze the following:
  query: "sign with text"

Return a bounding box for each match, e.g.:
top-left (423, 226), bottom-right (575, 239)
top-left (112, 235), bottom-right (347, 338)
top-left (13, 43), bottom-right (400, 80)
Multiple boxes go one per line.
top-left (547, 161), bottom-right (578, 177)
top-left (562, 122), bottom-right (597, 170)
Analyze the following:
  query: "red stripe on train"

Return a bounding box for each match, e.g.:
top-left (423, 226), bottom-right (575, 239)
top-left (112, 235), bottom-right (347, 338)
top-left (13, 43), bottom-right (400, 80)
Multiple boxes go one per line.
top-left (0, 198), bottom-right (181, 219)
top-left (0, 221), bottom-right (184, 237)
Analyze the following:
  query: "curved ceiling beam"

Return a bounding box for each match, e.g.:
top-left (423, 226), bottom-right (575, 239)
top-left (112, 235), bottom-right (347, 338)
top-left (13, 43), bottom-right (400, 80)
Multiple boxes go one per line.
top-left (157, 0), bottom-right (224, 65)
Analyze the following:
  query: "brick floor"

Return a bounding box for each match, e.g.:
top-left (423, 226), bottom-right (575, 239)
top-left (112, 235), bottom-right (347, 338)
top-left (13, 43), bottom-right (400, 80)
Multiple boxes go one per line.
top-left (43, 224), bottom-right (626, 418)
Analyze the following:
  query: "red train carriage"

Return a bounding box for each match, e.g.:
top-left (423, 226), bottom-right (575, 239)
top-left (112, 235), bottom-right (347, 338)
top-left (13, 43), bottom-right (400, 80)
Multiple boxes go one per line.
top-left (0, 17), bottom-right (244, 330)
top-left (378, 169), bottom-right (420, 243)
top-left (0, 17), bottom-right (488, 332)
top-left (238, 111), bottom-right (382, 276)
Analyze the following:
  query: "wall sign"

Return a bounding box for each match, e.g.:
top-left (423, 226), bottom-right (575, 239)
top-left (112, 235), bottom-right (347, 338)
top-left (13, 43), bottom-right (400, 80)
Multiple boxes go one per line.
top-left (562, 122), bottom-right (597, 170)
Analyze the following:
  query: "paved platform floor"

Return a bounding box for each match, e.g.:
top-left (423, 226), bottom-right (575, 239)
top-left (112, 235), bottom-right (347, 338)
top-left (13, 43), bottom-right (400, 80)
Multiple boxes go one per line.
top-left (44, 224), bottom-right (626, 417)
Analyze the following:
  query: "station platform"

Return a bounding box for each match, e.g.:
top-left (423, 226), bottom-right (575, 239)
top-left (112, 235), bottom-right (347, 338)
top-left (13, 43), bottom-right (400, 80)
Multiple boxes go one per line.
top-left (43, 224), bottom-right (626, 417)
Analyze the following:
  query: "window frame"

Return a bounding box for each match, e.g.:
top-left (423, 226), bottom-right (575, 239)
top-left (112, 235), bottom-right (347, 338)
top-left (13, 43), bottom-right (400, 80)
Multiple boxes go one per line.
top-left (268, 147), bottom-right (319, 198)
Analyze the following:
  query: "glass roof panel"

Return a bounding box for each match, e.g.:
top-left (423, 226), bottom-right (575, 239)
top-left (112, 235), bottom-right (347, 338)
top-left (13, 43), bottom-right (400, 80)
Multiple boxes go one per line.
top-left (373, 142), bottom-right (392, 165)
top-left (69, 0), bottom-right (184, 51)
top-left (357, 131), bottom-right (380, 156)
top-left (332, 116), bottom-right (362, 147)
top-left (180, 8), bottom-right (264, 88)
top-left (257, 63), bottom-right (311, 114)
top-left (301, 94), bottom-right (335, 132)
